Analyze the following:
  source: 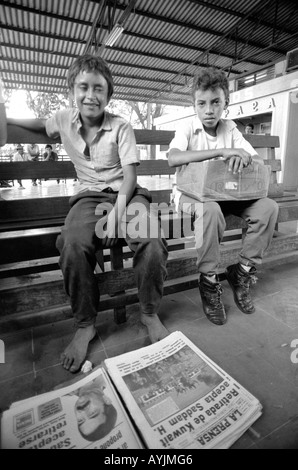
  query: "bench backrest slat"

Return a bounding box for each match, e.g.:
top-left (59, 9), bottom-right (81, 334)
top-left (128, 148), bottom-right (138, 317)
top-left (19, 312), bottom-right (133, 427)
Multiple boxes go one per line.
top-left (0, 159), bottom-right (176, 179)
top-left (6, 121), bottom-right (280, 148)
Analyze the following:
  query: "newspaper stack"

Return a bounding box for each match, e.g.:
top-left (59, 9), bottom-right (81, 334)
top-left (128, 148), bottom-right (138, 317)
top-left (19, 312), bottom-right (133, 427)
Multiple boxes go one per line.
top-left (0, 366), bottom-right (144, 449)
top-left (105, 331), bottom-right (262, 449)
top-left (1, 331), bottom-right (262, 449)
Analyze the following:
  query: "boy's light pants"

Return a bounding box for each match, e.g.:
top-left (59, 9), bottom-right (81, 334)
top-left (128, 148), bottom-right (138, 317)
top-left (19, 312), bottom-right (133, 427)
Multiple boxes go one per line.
top-left (178, 194), bottom-right (279, 275)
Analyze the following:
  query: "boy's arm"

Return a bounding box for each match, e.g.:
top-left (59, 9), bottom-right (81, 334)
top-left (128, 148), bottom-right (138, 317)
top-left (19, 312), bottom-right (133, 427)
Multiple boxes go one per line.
top-left (0, 78), bottom-right (7, 146)
top-left (168, 126), bottom-right (251, 173)
top-left (7, 117), bottom-right (47, 135)
top-left (168, 147), bottom-right (252, 173)
top-left (104, 164), bottom-right (137, 247)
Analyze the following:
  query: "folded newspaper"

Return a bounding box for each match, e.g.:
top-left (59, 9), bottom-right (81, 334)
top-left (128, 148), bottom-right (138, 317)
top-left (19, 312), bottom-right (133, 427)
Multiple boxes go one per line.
top-left (1, 331), bottom-right (262, 449)
top-left (0, 366), bottom-right (144, 449)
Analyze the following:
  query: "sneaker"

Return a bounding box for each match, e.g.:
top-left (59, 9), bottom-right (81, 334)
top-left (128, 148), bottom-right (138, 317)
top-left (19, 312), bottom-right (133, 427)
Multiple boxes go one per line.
top-left (225, 263), bottom-right (257, 314)
top-left (198, 274), bottom-right (227, 325)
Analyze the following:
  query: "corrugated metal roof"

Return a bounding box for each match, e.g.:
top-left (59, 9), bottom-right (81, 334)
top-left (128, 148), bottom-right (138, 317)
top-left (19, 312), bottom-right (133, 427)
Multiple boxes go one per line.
top-left (1, 0), bottom-right (298, 106)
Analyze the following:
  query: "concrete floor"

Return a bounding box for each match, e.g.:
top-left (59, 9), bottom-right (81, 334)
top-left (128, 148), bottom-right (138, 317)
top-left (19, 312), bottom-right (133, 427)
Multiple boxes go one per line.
top-left (1, 178), bottom-right (298, 449)
top-left (1, 259), bottom-right (298, 449)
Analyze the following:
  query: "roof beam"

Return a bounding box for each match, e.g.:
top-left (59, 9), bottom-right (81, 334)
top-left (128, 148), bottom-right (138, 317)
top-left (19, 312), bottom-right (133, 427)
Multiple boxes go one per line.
top-left (0, 61), bottom-right (192, 87)
top-left (0, 47), bottom-right (198, 78)
top-left (0, 69), bottom-right (191, 97)
top-left (0, 25), bottom-right (248, 72)
top-left (100, 0), bottom-right (289, 55)
top-left (0, 0), bottom-right (287, 60)
top-left (186, 0), bottom-right (298, 35)
top-left (3, 80), bottom-right (190, 105)
top-left (83, 0), bottom-right (107, 54)
top-left (115, 30), bottom-right (263, 67)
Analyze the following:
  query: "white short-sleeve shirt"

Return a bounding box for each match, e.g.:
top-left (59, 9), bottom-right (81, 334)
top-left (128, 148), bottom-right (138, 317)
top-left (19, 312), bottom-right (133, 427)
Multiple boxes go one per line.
top-left (169, 117), bottom-right (259, 206)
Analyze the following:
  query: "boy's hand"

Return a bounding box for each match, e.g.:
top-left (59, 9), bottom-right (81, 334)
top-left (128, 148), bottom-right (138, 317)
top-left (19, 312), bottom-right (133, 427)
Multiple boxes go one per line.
top-left (222, 148), bottom-right (252, 174)
top-left (102, 209), bottom-right (118, 247)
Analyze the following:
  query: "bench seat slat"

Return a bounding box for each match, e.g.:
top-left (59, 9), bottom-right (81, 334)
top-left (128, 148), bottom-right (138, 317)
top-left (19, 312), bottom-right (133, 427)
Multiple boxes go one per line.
top-left (1, 234), bottom-right (298, 319)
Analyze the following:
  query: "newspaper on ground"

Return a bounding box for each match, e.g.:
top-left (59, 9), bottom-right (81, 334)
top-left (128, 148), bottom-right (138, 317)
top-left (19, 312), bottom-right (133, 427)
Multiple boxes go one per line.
top-left (104, 331), bottom-right (262, 449)
top-left (1, 331), bottom-right (262, 450)
top-left (0, 366), bottom-right (143, 449)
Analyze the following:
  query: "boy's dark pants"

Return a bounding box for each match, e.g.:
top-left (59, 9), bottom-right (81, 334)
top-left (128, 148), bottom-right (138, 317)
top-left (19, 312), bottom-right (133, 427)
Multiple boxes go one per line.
top-left (56, 188), bottom-right (168, 328)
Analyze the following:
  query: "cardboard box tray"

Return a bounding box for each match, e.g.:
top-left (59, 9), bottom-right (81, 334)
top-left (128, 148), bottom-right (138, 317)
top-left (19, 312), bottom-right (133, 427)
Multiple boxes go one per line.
top-left (177, 160), bottom-right (271, 202)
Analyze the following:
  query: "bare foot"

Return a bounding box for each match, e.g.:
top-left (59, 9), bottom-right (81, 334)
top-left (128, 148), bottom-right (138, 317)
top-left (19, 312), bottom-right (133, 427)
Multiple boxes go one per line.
top-left (61, 325), bottom-right (97, 373)
top-left (141, 313), bottom-right (169, 343)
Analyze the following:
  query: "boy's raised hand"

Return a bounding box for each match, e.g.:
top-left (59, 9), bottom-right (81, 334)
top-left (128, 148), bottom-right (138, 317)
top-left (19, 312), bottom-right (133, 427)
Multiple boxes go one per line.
top-left (102, 209), bottom-right (119, 247)
top-left (222, 148), bottom-right (252, 174)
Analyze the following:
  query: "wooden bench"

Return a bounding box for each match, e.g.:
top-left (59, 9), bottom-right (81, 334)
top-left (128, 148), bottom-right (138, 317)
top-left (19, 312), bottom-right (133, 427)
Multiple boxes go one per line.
top-left (1, 126), bottom-right (298, 333)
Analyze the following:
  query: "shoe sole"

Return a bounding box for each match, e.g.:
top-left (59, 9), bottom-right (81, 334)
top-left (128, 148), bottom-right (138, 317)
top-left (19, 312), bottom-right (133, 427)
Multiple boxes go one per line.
top-left (225, 273), bottom-right (255, 314)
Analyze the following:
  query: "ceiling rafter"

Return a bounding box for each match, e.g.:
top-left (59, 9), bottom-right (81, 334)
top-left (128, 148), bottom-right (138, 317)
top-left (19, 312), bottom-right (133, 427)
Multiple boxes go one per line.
top-left (0, 68), bottom-right (191, 96)
top-left (186, 0), bottom-right (296, 35)
top-left (5, 80), bottom-right (189, 105)
top-left (145, 0), bottom-right (272, 103)
top-left (0, 61), bottom-right (191, 87)
top-left (0, 52), bottom-right (195, 80)
top-left (100, 0), bottom-right (289, 55)
top-left (0, 0), bottom-right (287, 58)
top-left (0, 24), bottom-right (246, 75)
top-left (1, 0), bottom-right (297, 106)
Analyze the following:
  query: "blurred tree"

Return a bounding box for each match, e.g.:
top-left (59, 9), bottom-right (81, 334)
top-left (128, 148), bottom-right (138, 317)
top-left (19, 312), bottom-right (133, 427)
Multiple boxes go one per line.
top-left (2, 87), bottom-right (13, 106)
top-left (108, 100), bottom-right (165, 129)
top-left (26, 91), bottom-right (68, 119)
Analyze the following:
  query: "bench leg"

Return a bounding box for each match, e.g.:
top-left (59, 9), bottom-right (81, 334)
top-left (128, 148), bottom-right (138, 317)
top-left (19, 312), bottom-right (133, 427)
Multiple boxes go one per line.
top-left (95, 249), bottom-right (105, 273)
top-left (110, 245), bottom-right (127, 324)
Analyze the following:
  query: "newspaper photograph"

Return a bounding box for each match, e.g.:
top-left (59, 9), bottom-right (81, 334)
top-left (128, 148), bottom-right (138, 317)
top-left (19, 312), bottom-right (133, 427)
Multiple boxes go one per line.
top-left (1, 367), bottom-right (143, 450)
top-left (105, 331), bottom-right (262, 449)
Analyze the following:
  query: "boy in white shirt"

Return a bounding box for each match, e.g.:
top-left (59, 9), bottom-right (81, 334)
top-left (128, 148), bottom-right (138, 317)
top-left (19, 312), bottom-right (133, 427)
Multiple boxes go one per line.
top-left (8, 55), bottom-right (169, 373)
top-left (168, 67), bottom-right (278, 326)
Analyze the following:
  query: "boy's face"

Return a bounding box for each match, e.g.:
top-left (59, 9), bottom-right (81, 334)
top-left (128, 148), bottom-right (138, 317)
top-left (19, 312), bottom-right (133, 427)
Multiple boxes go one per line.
top-left (72, 71), bottom-right (109, 122)
top-left (75, 390), bottom-right (107, 436)
top-left (194, 87), bottom-right (228, 134)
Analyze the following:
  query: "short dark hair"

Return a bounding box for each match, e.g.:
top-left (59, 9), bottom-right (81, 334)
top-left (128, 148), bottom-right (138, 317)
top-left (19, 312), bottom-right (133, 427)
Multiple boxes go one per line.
top-left (246, 123), bottom-right (254, 130)
top-left (192, 67), bottom-right (229, 103)
top-left (45, 144), bottom-right (52, 150)
top-left (67, 54), bottom-right (114, 100)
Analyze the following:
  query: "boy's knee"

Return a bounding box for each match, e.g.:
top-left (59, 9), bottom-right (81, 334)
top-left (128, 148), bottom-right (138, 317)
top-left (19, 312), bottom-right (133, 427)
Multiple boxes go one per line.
top-left (269, 198), bottom-right (279, 219)
top-left (148, 237), bottom-right (168, 256)
top-left (261, 198), bottom-right (279, 222)
top-left (203, 202), bottom-right (224, 222)
top-left (137, 237), bottom-right (168, 262)
top-left (56, 227), bottom-right (94, 254)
